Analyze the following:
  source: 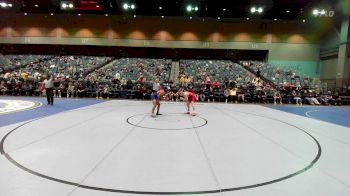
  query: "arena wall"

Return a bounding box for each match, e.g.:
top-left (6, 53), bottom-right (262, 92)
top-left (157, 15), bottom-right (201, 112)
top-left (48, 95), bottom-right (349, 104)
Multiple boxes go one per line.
top-left (0, 14), bottom-right (324, 77)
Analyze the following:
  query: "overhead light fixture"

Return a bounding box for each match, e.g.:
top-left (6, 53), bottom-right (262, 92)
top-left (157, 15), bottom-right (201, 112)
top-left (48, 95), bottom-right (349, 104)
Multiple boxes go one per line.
top-left (218, 17), bottom-right (221, 20)
top-left (24, 13), bottom-right (27, 15)
top-left (105, 13), bottom-right (108, 16)
top-left (250, 7), bottom-right (256, 13)
top-left (187, 5), bottom-right (192, 12)
top-left (186, 4), bottom-right (199, 12)
top-left (274, 18), bottom-right (278, 21)
top-left (286, 10), bottom-right (290, 13)
top-left (35, 4), bottom-right (38, 7)
top-left (302, 19), bottom-right (306, 23)
top-left (251, 6), bottom-right (263, 14)
top-left (223, 8), bottom-right (226, 11)
top-left (159, 6), bottom-right (162, 10)
top-left (161, 15), bottom-right (164, 18)
top-left (0, 2), bottom-right (13, 8)
top-left (61, 1), bottom-right (74, 10)
top-left (78, 13), bottom-right (81, 16)
top-left (123, 3), bottom-right (128, 9)
top-left (50, 13), bottom-right (54, 16)
top-left (246, 17), bottom-right (250, 20)
top-left (123, 3), bottom-right (135, 10)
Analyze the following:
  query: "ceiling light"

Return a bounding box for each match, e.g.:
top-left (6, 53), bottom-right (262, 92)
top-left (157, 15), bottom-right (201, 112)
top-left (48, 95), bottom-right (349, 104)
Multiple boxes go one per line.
top-left (35, 4), bottom-right (38, 7)
top-left (24, 13), bottom-right (27, 15)
top-left (246, 17), bottom-right (250, 20)
top-left (302, 19), bottom-right (306, 23)
top-left (123, 3), bottom-right (128, 10)
top-left (313, 9), bottom-right (319, 15)
top-left (133, 15), bottom-right (136, 18)
top-left (218, 17), bottom-right (221, 20)
top-left (274, 18), bottom-right (277, 21)
top-left (159, 6), bottom-right (162, 10)
top-left (161, 16), bottom-right (164, 18)
top-left (250, 7), bottom-right (256, 13)
top-left (251, 6), bottom-right (263, 14)
top-left (189, 16), bottom-right (192, 19)
top-left (78, 14), bottom-right (81, 16)
top-left (61, 2), bottom-right (74, 9)
top-left (223, 8), bottom-right (226, 11)
top-left (187, 5), bottom-right (192, 12)
top-left (50, 13), bottom-right (54, 16)
top-left (105, 14), bottom-right (108, 16)
top-left (123, 3), bottom-right (135, 10)
top-left (186, 5), bottom-right (199, 12)
top-left (286, 10), bottom-right (290, 13)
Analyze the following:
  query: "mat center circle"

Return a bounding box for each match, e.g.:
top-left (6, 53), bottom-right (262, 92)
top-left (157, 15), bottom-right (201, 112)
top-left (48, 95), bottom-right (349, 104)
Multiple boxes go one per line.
top-left (127, 113), bottom-right (207, 130)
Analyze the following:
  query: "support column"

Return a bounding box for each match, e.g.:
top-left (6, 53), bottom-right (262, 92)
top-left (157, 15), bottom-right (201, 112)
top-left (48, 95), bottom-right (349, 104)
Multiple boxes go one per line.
top-left (336, 16), bottom-right (350, 88)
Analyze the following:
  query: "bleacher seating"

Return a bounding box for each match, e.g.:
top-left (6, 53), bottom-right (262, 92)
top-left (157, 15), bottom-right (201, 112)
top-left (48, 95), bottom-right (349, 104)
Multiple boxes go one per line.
top-left (239, 60), bottom-right (321, 89)
top-left (180, 59), bottom-right (253, 87)
top-left (87, 58), bottom-right (172, 82)
top-left (0, 54), bottom-right (53, 73)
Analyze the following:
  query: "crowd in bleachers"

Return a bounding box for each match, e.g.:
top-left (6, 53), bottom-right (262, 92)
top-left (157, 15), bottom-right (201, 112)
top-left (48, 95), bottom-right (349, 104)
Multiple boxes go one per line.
top-left (0, 54), bottom-right (53, 73)
top-left (176, 59), bottom-right (349, 105)
top-left (0, 55), bottom-right (113, 98)
top-left (239, 60), bottom-right (321, 89)
top-left (86, 58), bottom-right (171, 84)
top-left (179, 59), bottom-right (254, 87)
top-left (1, 54), bottom-right (349, 105)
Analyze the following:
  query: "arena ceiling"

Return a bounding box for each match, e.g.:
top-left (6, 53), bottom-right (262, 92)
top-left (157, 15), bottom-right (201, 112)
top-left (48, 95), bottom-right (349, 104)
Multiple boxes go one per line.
top-left (1, 0), bottom-right (342, 21)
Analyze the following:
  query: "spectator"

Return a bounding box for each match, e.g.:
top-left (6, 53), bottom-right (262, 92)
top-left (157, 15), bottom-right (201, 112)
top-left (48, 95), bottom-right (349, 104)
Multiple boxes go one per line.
top-left (274, 90), bottom-right (282, 104)
top-left (0, 81), bottom-right (7, 95)
top-left (212, 80), bottom-right (220, 90)
top-left (292, 90), bottom-right (302, 105)
top-left (205, 75), bottom-right (211, 89)
top-left (115, 70), bottom-right (121, 81)
top-left (66, 82), bottom-right (75, 98)
top-left (102, 84), bottom-right (110, 99)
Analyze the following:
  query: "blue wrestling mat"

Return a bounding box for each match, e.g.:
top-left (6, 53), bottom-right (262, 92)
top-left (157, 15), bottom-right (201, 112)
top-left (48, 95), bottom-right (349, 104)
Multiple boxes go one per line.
top-left (0, 97), bottom-right (105, 127)
top-left (266, 105), bottom-right (350, 128)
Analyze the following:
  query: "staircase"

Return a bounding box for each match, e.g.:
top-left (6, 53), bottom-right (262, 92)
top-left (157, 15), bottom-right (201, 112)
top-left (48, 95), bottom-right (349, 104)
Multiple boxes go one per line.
top-left (237, 62), bottom-right (278, 89)
top-left (82, 57), bottom-right (116, 78)
top-left (169, 61), bottom-right (180, 83)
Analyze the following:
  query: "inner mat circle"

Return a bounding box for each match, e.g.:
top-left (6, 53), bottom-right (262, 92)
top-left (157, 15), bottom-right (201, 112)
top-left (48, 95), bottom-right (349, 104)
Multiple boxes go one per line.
top-left (0, 99), bottom-right (41, 114)
top-left (127, 113), bottom-right (208, 130)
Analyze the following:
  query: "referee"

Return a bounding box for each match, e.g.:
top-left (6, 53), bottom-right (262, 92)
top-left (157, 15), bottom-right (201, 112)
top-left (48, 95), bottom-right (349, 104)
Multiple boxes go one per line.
top-left (44, 74), bottom-right (54, 105)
